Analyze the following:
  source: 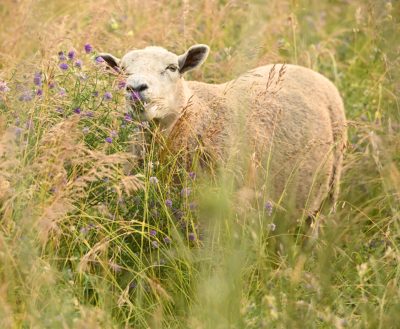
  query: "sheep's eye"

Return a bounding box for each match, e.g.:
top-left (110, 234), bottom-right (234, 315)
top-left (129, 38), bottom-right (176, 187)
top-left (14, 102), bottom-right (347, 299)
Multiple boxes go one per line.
top-left (166, 64), bottom-right (178, 72)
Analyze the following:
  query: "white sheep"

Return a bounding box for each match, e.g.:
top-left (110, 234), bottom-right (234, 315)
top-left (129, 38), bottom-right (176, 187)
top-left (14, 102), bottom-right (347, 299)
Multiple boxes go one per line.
top-left (99, 44), bottom-right (347, 214)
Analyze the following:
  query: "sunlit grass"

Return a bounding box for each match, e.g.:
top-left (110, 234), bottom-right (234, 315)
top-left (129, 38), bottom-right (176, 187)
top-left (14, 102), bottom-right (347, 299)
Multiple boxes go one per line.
top-left (0, 0), bottom-right (399, 328)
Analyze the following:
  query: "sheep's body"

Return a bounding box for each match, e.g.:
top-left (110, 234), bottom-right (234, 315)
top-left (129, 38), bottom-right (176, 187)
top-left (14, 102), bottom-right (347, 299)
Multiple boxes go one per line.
top-left (99, 45), bottom-right (347, 213)
top-left (167, 64), bottom-right (347, 213)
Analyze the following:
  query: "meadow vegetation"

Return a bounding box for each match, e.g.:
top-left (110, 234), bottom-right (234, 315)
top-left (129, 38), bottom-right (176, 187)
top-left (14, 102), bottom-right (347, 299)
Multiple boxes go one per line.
top-left (0, 0), bottom-right (399, 328)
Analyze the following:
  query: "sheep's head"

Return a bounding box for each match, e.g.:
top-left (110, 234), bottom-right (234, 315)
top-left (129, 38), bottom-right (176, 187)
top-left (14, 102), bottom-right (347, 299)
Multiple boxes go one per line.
top-left (98, 44), bottom-right (209, 124)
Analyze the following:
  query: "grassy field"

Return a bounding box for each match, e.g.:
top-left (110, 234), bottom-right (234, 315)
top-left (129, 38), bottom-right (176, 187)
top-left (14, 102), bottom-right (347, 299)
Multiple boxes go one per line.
top-left (0, 0), bottom-right (399, 328)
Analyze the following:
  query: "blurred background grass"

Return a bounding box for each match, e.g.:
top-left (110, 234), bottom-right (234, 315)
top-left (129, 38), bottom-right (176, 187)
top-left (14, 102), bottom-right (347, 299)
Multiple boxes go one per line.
top-left (0, 0), bottom-right (399, 328)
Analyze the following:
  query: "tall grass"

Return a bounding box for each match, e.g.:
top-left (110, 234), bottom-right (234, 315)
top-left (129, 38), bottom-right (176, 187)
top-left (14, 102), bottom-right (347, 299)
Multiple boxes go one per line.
top-left (0, 0), bottom-right (399, 328)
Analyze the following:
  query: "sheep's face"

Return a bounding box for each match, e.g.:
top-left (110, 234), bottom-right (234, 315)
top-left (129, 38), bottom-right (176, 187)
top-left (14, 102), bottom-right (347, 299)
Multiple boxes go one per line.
top-left (99, 45), bottom-right (209, 122)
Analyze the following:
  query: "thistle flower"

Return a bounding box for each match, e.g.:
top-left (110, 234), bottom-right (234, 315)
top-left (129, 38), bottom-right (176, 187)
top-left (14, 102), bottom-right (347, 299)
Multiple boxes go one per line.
top-left (84, 43), bottom-right (93, 53)
top-left (33, 72), bottom-right (42, 86)
top-left (58, 51), bottom-right (66, 61)
top-left (165, 199), bottom-right (173, 208)
top-left (48, 81), bottom-right (55, 89)
top-left (105, 137), bottom-right (113, 143)
top-left (59, 88), bottom-right (67, 96)
top-left (124, 113), bottom-right (133, 122)
top-left (15, 127), bottom-right (23, 137)
top-left (95, 56), bottom-right (105, 64)
top-left (103, 91), bottom-right (112, 100)
top-left (74, 59), bottom-right (82, 68)
top-left (36, 89), bottom-right (43, 96)
top-left (149, 176), bottom-right (159, 185)
top-left (118, 80), bottom-right (126, 89)
top-left (73, 107), bottom-right (81, 114)
top-left (59, 63), bottom-right (69, 70)
top-left (19, 91), bottom-right (33, 102)
top-left (67, 49), bottom-right (75, 60)
top-left (0, 81), bottom-right (10, 93)
top-left (188, 233), bottom-right (196, 241)
top-left (150, 229), bottom-right (157, 237)
top-left (265, 201), bottom-right (273, 216)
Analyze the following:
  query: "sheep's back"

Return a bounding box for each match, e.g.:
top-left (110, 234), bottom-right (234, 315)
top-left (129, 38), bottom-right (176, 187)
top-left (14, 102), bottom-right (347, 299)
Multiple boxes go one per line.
top-left (221, 64), bottom-right (346, 212)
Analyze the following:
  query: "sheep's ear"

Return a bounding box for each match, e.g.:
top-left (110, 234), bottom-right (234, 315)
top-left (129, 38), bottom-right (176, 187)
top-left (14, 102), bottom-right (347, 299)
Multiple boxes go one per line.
top-left (97, 53), bottom-right (120, 70)
top-left (178, 44), bottom-right (210, 74)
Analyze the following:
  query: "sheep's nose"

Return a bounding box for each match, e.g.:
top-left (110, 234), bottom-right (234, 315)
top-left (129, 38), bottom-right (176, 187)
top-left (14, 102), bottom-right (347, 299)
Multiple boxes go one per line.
top-left (126, 83), bottom-right (149, 93)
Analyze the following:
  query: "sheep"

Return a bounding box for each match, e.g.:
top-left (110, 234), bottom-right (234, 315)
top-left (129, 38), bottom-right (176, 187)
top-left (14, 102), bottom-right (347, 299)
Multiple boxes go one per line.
top-left (99, 44), bottom-right (347, 214)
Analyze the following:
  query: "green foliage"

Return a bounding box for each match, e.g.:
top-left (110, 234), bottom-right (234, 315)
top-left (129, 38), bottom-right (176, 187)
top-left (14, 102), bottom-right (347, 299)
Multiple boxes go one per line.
top-left (0, 0), bottom-right (399, 328)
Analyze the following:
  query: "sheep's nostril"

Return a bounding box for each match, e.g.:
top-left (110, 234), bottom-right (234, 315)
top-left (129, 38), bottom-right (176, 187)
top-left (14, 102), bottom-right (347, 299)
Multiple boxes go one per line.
top-left (126, 84), bottom-right (149, 93)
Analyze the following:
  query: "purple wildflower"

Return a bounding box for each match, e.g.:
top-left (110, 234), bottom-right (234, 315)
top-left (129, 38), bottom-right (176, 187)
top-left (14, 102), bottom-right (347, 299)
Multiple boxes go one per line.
top-left (181, 187), bottom-right (191, 197)
top-left (265, 201), bottom-right (273, 216)
top-left (165, 199), bottom-right (173, 208)
top-left (150, 229), bottom-right (157, 237)
top-left (84, 43), bottom-right (93, 53)
top-left (189, 172), bottom-right (196, 180)
top-left (140, 121), bottom-right (150, 129)
top-left (188, 232), bottom-right (196, 241)
top-left (36, 89), bottom-right (43, 96)
top-left (59, 63), bottom-right (69, 70)
top-left (73, 107), bottom-right (81, 114)
top-left (103, 91), bottom-right (112, 100)
top-left (48, 81), bottom-right (55, 89)
top-left (151, 240), bottom-right (159, 249)
top-left (82, 127), bottom-right (90, 134)
top-left (67, 49), bottom-right (75, 60)
top-left (85, 111), bottom-right (94, 118)
top-left (105, 137), bottom-right (113, 143)
top-left (26, 120), bottom-right (33, 129)
top-left (124, 113), bottom-right (132, 122)
top-left (149, 176), bottom-right (159, 185)
top-left (19, 91), bottom-right (33, 102)
top-left (0, 81), bottom-right (10, 93)
top-left (58, 51), bottom-right (66, 61)
top-left (118, 80), bottom-right (126, 89)
top-left (33, 72), bottom-right (42, 86)
top-left (95, 56), bottom-right (104, 64)
top-left (15, 127), bottom-right (23, 137)
top-left (130, 91), bottom-right (141, 102)
top-left (74, 59), bottom-right (82, 68)
top-left (59, 88), bottom-right (67, 96)
top-left (163, 236), bottom-right (172, 244)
